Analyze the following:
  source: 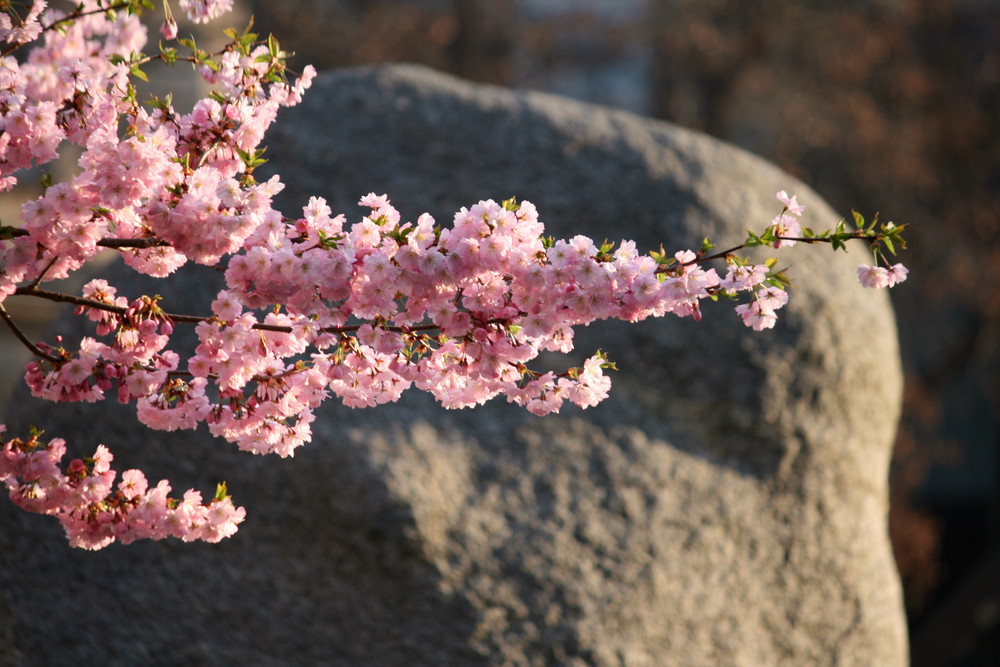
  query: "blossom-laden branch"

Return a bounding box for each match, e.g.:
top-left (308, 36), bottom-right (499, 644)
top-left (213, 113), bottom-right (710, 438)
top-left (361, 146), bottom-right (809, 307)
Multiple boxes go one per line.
top-left (0, 1), bottom-right (908, 549)
top-left (0, 426), bottom-right (244, 550)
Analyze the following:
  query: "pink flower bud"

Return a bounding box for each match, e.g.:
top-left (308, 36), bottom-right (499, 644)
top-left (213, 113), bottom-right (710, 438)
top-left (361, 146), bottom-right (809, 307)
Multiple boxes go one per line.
top-left (160, 18), bottom-right (178, 41)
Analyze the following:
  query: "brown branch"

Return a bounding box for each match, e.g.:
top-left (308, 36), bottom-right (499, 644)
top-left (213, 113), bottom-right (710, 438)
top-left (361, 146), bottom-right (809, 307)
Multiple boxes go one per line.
top-left (2, 228), bottom-right (170, 250)
top-left (15, 287), bottom-right (129, 316)
top-left (11, 287), bottom-right (444, 337)
top-left (25, 256), bottom-right (57, 290)
top-left (98, 238), bottom-right (171, 249)
top-left (0, 302), bottom-right (61, 363)
top-left (681, 243), bottom-right (747, 267)
top-left (671, 231), bottom-right (873, 270)
top-left (1, 1), bottom-right (133, 58)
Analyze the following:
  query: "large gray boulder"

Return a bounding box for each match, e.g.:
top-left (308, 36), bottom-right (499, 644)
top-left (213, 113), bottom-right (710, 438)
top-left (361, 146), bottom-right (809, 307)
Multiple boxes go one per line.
top-left (0, 65), bottom-right (906, 666)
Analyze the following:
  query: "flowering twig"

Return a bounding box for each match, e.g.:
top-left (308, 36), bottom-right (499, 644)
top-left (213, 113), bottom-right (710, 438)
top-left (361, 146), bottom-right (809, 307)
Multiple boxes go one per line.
top-left (0, 302), bottom-right (61, 363)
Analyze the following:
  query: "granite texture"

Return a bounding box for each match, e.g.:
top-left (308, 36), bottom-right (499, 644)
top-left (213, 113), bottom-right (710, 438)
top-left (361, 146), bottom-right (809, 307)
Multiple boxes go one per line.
top-left (0, 65), bottom-right (906, 666)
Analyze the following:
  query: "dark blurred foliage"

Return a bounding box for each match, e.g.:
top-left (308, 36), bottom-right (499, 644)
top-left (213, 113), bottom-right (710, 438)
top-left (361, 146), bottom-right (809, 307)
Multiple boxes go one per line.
top-left (646, 4), bottom-right (1000, 661)
top-left (249, 0), bottom-right (1000, 662)
top-left (251, 0), bottom-right (516, 83)
top-left (648, 0), bottom-right (999, 567)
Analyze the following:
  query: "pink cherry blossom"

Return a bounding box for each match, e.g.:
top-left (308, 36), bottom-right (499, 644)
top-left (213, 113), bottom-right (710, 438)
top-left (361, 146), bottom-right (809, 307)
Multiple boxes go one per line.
top-left (857, 264), bottom-right (891, 289)
top-left (179, 0), bottom-right (235, 24)
top-left (887, 263), bottom-right (909, 287)
top-left (776, 190), bottom-right (805, 215)
top-left (0, 2), bottom-right (907, 549)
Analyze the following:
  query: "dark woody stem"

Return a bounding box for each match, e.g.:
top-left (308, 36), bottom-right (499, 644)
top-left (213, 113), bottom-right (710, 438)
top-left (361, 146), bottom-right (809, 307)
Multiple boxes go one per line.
top-left (98, 238), bottom-right (171, 249)
top-left (0, 302), bottom-right (61, 363)
top-left (10, 286), bottom-right (441, 337)
top-left (1, 1), bottom-right (134, 58)
top-left (672, 231), bottom-right (875, 270)
top-left (2, 228), bottom-right (170, 250)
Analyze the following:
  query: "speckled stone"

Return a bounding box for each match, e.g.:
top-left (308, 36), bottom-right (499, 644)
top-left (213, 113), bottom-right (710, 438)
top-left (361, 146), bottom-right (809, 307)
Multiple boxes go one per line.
top-left (0, 65), bottom-right (906, 667)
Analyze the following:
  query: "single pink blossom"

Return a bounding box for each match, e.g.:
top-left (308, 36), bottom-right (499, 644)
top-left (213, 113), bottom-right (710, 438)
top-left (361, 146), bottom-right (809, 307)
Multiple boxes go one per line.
top-left (857, 264), bottom-right (891, 289)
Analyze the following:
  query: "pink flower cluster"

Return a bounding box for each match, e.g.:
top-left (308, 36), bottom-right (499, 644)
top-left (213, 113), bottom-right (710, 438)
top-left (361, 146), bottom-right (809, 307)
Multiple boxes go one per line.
top-left (0, 0), bottom-right (316, 300)
top-left (179, 0), bottom-right (234, 24)
top-left (214, 195), bottom-right (728, 419)
top-left (0, 2), bottom-right (908, 548)
top-left (0, 426), bottom-right (245, 550)
top-left (858, 263), bottom-right (909, 289)
top-left (771, 190), bottom-right (804, 248)
top-left (0, 1), bottom-right (46, 46)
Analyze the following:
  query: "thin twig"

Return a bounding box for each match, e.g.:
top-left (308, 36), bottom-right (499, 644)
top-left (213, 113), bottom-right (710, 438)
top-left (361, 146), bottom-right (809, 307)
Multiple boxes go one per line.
top-left (11, 286), bottom-right (445, 336)
top-left (98, 238), bottom-right (171, 249)
top-left (25, 256), bottom-right (57, 290)
top-left (673, 231), bottom-right (872, 270)
top-left (1, 1), bottom-right (133, 58)
top-left (0, 302), bottom-right (61, 363)
top-left (1, 228), bottom-right (169, 249)
top-left (16, 287), bottom-right (128, 316)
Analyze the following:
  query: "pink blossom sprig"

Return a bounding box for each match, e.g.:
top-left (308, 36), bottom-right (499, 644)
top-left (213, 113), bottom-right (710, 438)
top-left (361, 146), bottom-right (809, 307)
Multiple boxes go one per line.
top-left (0, 425), bottom-right (244, 550)
top-left (741, 195), bottom-right (909, 290)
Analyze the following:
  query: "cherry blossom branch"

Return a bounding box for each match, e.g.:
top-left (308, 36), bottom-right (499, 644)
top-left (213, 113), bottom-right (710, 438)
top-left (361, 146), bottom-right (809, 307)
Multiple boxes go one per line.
top-left (24, 255), bottom-right (58, 290)
top-left (40, 1), bottom-right (133, 33)
top-left (0, 2), bottom-right (909, 551)
top-left (98, 238), bottom-right (172, 249)
top-left (2, 227), bottom-right (177, 250)
top-left (674, 210), bottom-right (907, 269)
top-left (0, 0), bottom-right (134, 57)
top-left (9, 286), bottom-right (444, 337)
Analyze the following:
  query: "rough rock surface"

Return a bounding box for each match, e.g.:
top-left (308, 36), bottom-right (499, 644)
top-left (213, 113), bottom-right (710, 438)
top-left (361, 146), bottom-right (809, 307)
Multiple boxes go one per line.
top-left (0, 65), bottom-right (907, 666)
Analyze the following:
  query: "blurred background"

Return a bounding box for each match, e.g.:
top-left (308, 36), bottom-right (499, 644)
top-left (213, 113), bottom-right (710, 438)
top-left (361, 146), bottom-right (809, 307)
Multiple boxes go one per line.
top-left (2, 0), bottom-right (998, 664)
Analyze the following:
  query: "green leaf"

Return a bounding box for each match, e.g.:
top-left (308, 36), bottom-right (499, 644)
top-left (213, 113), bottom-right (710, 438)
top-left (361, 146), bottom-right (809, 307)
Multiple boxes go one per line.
top-left (868, 212), bottom-right (880, 232)
top-left (595, 246), bottom-right (614, 263)
top-left (700, 237), bottom-right (715, 253)
top-left (159, 46), bottom-right (178, 64)
top-left (317, 229), bottom-right (340, 249)
top-left (145, 93), bottom-right (173, 111)
top-left (886, 222), bottom-right (908, 250)
top-left (767, 270), bottom-right (793, 289)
